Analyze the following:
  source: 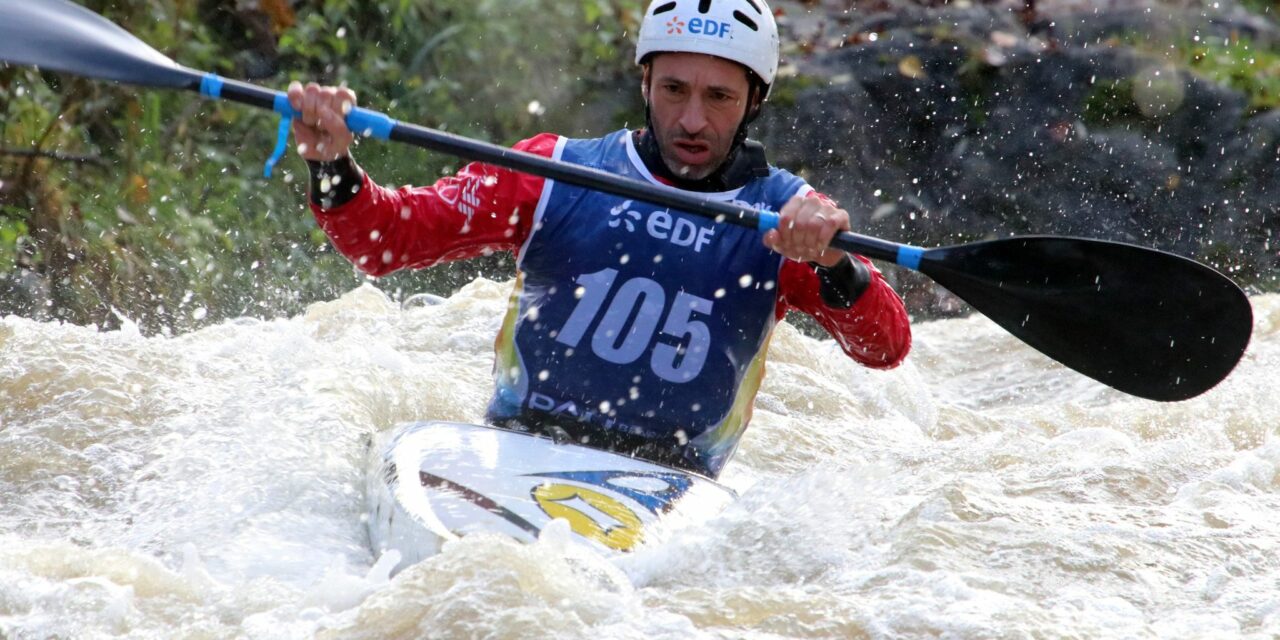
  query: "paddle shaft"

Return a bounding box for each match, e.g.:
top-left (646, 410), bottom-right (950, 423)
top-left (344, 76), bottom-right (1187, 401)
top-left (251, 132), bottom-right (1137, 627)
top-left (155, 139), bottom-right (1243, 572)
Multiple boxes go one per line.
top-left (169, 75), bottom-right (1265, 402)
top-left (201, 75), bottom-right (922, 268)
top-left (0, 0), bottom-right (1254, 401)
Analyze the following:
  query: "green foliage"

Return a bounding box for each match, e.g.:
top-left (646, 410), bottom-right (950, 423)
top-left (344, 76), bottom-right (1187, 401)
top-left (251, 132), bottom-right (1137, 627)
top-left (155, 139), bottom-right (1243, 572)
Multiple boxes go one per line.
top-left (0, 0), bottom-right (644, 331)
top-left (956, 55), bottom-right (1001, 128)
top-left (1081, 77), bottom-right (1145, 127)
top-left (766, 74), bottom-right (822, 109)
top-left (1236, 0), bottom-right (1278, 17)
top-left (1119, 31), bottom-right (1280, 115)
top-left (1182, 36), bottom-right (1280, 114)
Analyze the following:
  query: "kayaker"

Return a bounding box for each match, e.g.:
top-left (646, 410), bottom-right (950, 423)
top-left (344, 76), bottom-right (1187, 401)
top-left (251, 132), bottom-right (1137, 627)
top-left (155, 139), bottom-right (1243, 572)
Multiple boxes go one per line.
top-left (290, 0), bottom-right (911, 478)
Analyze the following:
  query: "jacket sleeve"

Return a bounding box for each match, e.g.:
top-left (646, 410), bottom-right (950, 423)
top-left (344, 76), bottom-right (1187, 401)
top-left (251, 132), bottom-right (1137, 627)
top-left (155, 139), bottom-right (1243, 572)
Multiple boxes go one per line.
top-left (775, 190), bottom-right (912, 369)
top-left (310, 133), bottom-right (560, 277)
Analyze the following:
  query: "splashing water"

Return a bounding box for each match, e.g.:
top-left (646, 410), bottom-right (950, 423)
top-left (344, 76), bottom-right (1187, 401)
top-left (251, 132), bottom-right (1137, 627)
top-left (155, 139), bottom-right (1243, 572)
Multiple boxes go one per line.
top-left (2, 282), bottom-right (1277, 638)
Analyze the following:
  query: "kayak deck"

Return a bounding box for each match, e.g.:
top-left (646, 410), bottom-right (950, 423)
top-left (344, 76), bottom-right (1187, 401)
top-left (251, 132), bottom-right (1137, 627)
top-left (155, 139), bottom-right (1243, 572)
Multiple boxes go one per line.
top-left (366, 421), bottom-right (736, 572)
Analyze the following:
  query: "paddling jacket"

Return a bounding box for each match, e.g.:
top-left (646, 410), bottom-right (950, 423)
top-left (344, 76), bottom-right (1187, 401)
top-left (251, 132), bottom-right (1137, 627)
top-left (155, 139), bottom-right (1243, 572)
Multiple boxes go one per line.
top-left (311, 129), bottom-right (911, 477)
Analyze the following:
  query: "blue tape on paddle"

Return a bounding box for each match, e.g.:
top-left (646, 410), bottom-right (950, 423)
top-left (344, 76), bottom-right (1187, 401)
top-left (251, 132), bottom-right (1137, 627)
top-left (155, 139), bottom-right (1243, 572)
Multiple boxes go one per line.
top-left (757, 210), bottom-right (780, 232)
top-left (199, 74), bottom-right (224, 99)
top-left (897, 245), bottom-right (924, 270)
top-left (263, 94), bottom-right (294, 178)
top-left (346, 107), bottom-right (395, 140)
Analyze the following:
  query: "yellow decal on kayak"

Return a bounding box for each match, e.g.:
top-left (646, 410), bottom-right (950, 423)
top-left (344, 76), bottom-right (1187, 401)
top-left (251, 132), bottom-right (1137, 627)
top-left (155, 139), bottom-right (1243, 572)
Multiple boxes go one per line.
top-left (532, 483), bottom-right (643, 551)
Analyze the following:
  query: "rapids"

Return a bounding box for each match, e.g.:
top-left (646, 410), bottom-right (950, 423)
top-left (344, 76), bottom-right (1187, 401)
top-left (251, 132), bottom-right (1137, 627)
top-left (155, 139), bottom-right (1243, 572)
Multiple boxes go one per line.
top-left (1, 281), bottom-right (1277, 639)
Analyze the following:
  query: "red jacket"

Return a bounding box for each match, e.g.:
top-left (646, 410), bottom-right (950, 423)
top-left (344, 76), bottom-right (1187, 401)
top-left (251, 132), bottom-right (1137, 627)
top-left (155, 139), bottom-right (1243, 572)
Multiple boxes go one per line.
top-left (312, 133), bottom-right (911, 369)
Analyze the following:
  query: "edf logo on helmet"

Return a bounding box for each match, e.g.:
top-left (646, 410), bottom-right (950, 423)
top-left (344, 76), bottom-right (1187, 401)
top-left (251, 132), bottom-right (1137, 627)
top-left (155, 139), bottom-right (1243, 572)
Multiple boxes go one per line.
top-left (637, 0), bottom-right (781, 97)
top-left (666, 16), bottom-right (734, 38)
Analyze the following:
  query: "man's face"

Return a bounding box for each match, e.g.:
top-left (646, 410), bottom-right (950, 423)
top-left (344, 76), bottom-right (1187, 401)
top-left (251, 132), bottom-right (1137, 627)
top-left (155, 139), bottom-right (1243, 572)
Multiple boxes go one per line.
top-left (644, 52), bottom-right (752, 181)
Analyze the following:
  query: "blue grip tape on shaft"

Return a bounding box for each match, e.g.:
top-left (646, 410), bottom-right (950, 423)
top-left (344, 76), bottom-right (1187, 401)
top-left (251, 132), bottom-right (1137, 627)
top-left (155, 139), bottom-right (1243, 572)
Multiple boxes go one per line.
top-left (897, 245), bottom-right (924, 270)
top-left (346, 107), bottom-right (395, 140)
top-left (757, 211), bottom-right (780, 232)
top-left (199, 74), bottom-right (224, 99)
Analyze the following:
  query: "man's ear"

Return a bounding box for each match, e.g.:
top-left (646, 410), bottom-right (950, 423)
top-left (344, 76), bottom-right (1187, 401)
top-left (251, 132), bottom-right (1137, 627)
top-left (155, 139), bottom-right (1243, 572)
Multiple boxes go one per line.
top-left (640, 64), bottom-right (651, 106)
top-left (743, 80), bottom-right (766, 124)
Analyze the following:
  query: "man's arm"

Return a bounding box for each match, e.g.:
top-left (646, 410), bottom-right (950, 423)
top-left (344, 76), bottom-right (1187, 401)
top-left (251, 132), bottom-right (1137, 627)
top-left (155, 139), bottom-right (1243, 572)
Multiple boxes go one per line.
top-left (287, 80), bottom-right (555, 276)
top-left (767, 190), bottom-right (911, 368)
top-left (777, 257), bottom-right (911, 369)
top-left (308, 134), bottom-right (557, 276)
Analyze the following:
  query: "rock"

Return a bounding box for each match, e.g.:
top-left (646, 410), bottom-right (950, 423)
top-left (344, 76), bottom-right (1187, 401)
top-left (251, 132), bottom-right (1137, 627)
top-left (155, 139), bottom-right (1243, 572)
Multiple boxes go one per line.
top-left (0, 268), bottom-right (51, 319)
top-left (757, 1), bottom-right (1278, 315)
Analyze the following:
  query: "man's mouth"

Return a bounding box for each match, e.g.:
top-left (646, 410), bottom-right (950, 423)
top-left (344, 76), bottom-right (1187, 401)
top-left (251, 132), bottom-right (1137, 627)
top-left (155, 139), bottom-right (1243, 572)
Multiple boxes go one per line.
top-left (672, 139), bottom-right (711, 165)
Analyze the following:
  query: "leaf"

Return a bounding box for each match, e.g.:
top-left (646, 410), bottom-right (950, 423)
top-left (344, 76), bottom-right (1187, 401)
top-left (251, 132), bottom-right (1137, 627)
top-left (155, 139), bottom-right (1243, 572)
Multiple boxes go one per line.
top-left (898, 55), bottom-right (927, 79)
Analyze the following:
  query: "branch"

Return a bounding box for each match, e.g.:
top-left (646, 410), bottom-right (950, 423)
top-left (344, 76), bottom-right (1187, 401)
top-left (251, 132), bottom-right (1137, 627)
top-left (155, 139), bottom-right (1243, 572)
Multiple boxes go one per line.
top-left (0, 147), bottom-right (107, 167)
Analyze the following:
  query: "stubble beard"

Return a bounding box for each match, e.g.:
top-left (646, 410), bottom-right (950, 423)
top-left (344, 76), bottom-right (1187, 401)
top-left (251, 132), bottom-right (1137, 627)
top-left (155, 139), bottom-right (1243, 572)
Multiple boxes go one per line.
top-left (654, 126), bottom-right (729, 182)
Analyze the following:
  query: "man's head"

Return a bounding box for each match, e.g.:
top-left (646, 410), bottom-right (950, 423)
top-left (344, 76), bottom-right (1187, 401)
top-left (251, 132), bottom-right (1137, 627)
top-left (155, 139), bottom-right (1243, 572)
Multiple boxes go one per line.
top-left (635, 0), bottom-right (779, 180)
top-left (640, 52), bottom-right (755, 180)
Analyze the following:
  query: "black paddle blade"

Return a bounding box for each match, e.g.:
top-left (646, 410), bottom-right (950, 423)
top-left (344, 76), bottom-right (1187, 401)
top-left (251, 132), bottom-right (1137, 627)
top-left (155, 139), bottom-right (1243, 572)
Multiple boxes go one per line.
top-left (919, 236), bottom-right (1252, 401)
top-left (0, 0), bottom-right (199, 89)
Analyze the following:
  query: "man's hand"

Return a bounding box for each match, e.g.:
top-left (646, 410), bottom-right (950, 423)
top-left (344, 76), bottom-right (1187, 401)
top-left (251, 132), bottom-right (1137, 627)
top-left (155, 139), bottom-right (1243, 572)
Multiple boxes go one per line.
top-left (762, 195), bottom-right (850, 267)
top-left (287, 81), bottom-right (357, 162)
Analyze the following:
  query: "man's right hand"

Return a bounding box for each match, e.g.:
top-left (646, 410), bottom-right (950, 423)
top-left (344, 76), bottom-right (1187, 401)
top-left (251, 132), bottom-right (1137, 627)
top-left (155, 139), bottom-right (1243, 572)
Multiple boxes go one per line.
top-left (287, 81), bottom-right (357, 162)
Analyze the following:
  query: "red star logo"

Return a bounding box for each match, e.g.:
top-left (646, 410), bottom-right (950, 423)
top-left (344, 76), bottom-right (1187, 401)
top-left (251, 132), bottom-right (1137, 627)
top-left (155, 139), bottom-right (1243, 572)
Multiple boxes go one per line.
top-left (666, 16), bottom-right (685, 34)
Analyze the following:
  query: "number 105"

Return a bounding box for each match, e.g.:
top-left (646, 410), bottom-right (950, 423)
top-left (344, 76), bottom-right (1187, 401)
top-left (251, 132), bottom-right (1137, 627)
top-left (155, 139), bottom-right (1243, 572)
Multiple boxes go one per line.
top-left (554, 268), bottom-right (713, 383)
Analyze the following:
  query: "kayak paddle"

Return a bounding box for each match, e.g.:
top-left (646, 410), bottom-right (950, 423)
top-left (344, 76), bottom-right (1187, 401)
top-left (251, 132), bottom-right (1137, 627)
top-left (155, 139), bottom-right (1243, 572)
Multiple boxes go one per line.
top-left (0, 0), bottom-right (1253, 401)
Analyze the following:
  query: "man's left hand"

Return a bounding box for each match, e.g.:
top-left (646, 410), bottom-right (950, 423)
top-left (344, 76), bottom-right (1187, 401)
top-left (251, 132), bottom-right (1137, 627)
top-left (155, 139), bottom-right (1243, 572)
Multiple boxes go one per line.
top-left (762, 195), bottom-right (850, 267)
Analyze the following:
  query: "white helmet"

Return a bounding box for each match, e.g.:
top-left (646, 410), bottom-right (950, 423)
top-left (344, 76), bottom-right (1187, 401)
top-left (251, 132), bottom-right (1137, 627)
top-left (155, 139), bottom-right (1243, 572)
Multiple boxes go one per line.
top-left (635, 0), bottom-right (779, 96)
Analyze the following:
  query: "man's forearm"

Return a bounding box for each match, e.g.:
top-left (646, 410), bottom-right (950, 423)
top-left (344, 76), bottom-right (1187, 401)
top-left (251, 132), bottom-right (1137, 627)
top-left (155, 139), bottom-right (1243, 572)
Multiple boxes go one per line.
top-left (308, 155), bottom-right (363, 209)
top-left (813, 255), bottom-right (871, 309)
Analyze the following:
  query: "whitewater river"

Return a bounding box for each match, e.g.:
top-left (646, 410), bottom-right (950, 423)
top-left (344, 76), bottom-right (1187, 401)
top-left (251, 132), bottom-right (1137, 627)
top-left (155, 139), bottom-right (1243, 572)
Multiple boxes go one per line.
top-left (1, 281), bottom-right (1277, 639)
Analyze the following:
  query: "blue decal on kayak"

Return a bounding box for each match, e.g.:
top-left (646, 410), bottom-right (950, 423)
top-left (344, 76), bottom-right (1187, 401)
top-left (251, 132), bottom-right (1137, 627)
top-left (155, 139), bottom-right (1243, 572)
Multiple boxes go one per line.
top-left (529, 470), bottom-right (692, 514)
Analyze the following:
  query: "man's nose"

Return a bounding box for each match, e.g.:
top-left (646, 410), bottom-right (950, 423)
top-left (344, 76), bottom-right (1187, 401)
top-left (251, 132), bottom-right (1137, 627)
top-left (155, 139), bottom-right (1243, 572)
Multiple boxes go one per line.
top-left (678, 96), bottom-right (708, 135)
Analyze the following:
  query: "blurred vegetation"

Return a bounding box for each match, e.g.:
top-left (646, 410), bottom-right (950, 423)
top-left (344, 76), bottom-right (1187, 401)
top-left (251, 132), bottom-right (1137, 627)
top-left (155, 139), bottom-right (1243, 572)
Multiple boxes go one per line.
top-left (1182, 36), bottom-right (1280, 114)
top-left (0, 0), bottom-right (644, 332)
top-left (1120, 32), bottom-right (1280, 115)
top-left (4, 1), bottom-right (1277, 333)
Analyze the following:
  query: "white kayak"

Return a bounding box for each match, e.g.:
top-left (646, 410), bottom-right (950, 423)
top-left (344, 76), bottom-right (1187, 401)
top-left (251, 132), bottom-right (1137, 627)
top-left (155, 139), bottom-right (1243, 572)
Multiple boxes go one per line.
top-left (366, 421), bottom-right (736, 572)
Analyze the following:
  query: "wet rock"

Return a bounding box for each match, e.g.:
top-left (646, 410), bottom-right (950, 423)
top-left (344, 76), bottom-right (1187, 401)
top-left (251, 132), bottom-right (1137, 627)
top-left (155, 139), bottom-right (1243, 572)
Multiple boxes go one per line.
top-left (758, 2), bottom-right (1279, 315)
top-left (0, 269), bottom-right (51, 320)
